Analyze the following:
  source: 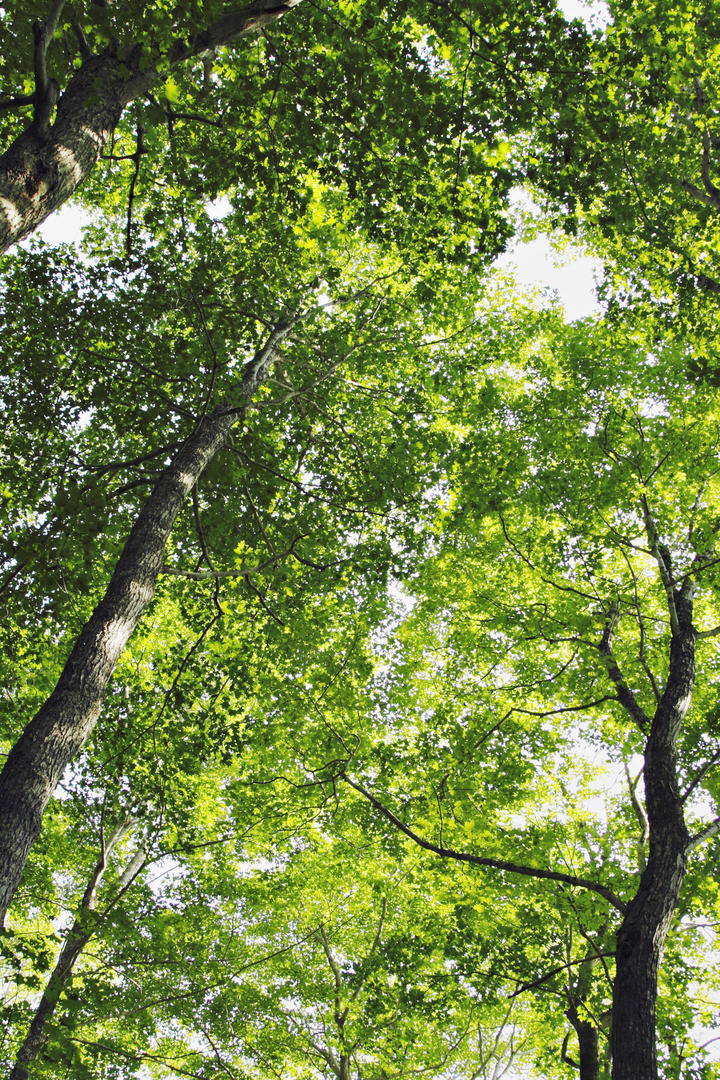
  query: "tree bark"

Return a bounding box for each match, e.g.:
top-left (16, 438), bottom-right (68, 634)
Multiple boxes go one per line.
top-left (609, 584), bottom-right (694, 1080)
top-left (0, 314), bottom-right (294, 924)
top-left (0, 1), bottom-right (301, 252)
top-left (564, 951), bottom-right (603, 1080)
top-left (0, 409), bottom-right (234, 924)
top-left (8, 818), bottom-right (138, 1080)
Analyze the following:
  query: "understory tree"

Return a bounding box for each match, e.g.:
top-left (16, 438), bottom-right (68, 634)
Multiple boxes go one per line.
top-left (338, 313), bottom-right (720, 1080)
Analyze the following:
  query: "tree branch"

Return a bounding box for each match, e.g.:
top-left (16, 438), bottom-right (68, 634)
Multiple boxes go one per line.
top-left (167, 0), bottom-right (304, 66)
top-left (683, 745), bottom-right (720, 803)
top-left (124, 122), bottom-right (145, 257)
top-left (687, 816), bottom-right (720, 851)
top-left (624, 761), bottom-right (648, 872)
top-left (31, 0), bottom-right (65, 136)
top-left (161, 535), bottom-right (330, 579)
top-left (8, 813), bottom-right (134, 1080)
top-left (509, 951), bottom-right (616, 999)
top-left (0, 92), bottom-right (37, 111)
top-left (340, 773), bottom-right (627, 914)
top-left (641, 495), bottom-right (680, 637)
top-left (597, 604), bottom-right (650, 731)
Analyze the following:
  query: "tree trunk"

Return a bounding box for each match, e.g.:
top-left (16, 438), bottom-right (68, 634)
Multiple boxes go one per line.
top-left (572, 1021), bottom-right (600, 1080)
top-left (610, 585), bottom-right (694, 1080)
top-left (565, 952), bottom-right (602, 1080)
top-left (0, 410), bottom-right (234, 924)
top-left (0, 54), bottom-right (152, 253)
top-left (0, 311), bottom-right (295, 925)
top-left (0, 1), bottom-right (301, 252)
top-left (8, 818), bottom-right (137, 1080)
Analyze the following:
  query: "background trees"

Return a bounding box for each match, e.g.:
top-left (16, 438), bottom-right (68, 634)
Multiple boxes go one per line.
top-left (1, 2), bottom-right (720, 1079)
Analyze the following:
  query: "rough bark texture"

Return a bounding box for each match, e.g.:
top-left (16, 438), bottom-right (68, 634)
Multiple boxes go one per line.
top-left (565, 953), bottom-right (603, 1080)
top-left (575, 1020), bottom-right (600, 1080)
top-left (0, 410), bottom-right (233, 924)
top-left (0, 54), bottom-right (152, 253)
top-left (0, 1), bottom-right (302, 252)
top-left (610, 584), bottom-right (694, 1080)
top-left (0, 313), bottom-right (294, 925)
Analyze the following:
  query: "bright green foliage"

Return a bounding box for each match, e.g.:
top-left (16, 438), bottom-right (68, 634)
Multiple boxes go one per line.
top-left (342, 302), bottom-right (720, 1076)
top-left (1, 1), bottom-right (720, 1078)
top-left (528, 0), bottom-right (720, 376)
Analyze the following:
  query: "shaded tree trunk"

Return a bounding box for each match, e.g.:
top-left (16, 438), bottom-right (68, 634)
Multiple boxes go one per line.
top-left (563, 1022), bottom-right (600, 1080)
top-left (0, 317), bottom-right (294, 924)
top-left (0, 1), bottom-right (301, 252)
top-left (609, 582), bottom-right (694, 1080)
top-left (8, 817), bottom-right (142, 1080)
top-left (564, 950), bottom-right (603, 1080)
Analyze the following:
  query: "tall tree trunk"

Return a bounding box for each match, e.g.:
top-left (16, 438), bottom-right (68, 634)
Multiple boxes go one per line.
top-left (0, 1), bottom-right (301, 252)
top-left (0, 317), bottom-right (294, 924)
top-left (610, 583), bottom-right (694, 1080)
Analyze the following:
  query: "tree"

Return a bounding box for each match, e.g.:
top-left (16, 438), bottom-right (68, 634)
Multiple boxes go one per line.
top-left (0, 0), bottom-right (302, 251)
top-left (1, 2), bottom-right (720, 1078)
top-left (0, 0), bottom-right (576, 254)
top-left (337, 309), bottom-right (720, 1080)
top-left (0, 164), bottom-right (498, 913)
top-left (528, 0), bottom-right (720, 376)
top-left (0, 0), bottom-right (582, 917)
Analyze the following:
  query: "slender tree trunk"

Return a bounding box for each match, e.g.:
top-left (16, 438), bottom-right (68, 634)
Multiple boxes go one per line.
top-left (0, 312), bottom-right (295, 924)
top-left (0, 1), bottom-right (301, 252)
top-left (8, 818), bottom-right (139, 1080)
top-left (565, 952), bottom-right (602, 1080)
top-left (576, 1021), bottom-right (600, 1080)
top-left (610, 585), bottom-right (694, 1080)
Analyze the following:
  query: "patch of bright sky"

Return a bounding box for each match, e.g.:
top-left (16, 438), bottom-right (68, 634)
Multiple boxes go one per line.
top-left (494, 188), bottom-right (604, 322)
top-left (556, 0), bottom-right (611, 30)
top-left (489, 0), bottom-right (612, 327)
top-left (33, 202), bottom-right (90, 247)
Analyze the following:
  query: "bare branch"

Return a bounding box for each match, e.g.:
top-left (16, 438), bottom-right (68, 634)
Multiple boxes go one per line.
top-left (509, 951), bottom-right (615, 999)
top-left (0, 92), bottom-right (37, 111)
top-left (31, 0), bottom-right (65, 135)
top-left (641, 495), bottom-right (680, 636)
top-left (688, 816), bottom-right (720, 851)
top-left (499, 514), bottom-right (599, 603)
top-left (623, 762), bottom-right (648, 873)
top-left (162, 534), bottom-right (330, 580)
top-left (168, 1), bottom-right (304, 66)
top-left (124, 123), bottom-right (145, 258)
top-left (683, 745), bottom-right (720, 804)
top-left (618, 544), bottom-right (661, 704)
top-left (166, 107), bottom-right (223, 128)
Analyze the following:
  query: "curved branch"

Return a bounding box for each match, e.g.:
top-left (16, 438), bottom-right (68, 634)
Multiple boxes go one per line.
top-left (340, 773), bottom-right (627, 914)
top-left (597, 604), bottom-right (650, 731)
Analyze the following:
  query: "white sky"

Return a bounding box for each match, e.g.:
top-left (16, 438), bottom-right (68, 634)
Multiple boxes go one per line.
top-left (495, 232), bottom-right (602, 321)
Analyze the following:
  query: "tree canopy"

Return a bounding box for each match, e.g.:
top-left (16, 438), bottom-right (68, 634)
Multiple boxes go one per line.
top-left (1, 2), bottom-right (720, 1080)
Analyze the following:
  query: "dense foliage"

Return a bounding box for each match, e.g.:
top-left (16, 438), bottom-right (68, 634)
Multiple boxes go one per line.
top-left (1, 2), bottom-right (720, 1079)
